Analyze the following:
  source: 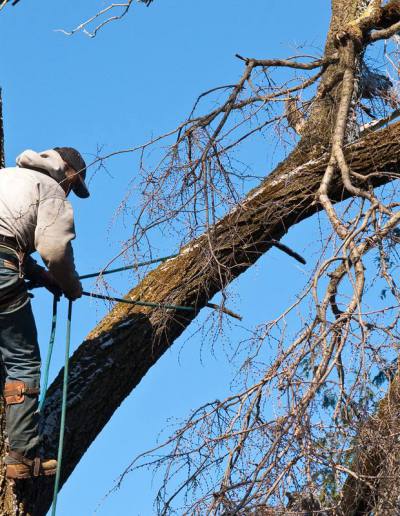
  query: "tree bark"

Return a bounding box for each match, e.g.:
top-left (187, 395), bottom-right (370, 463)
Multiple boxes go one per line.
top-left (291, 0), bottom-right (371, 157)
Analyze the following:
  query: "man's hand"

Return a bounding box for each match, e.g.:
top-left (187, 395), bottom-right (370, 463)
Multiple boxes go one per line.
top-left (64, 281), bottom-right (83, 301)
top-left (33, 270), bottom-right (63, 300)
top-left (25, 266), bottom-right (83, 301)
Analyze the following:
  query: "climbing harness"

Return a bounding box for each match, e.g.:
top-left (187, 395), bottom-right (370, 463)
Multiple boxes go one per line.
top-left (37, 253), bottom-right (241, 515)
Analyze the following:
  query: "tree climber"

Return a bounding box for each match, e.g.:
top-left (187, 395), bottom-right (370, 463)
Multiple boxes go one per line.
top-left (0, 147), bottom-right (89, 479)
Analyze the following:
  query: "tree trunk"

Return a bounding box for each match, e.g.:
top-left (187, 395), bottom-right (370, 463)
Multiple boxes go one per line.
top-left (291, 0), bottom-right (369, 156)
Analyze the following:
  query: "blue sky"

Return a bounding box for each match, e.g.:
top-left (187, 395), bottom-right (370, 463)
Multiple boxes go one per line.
top-left (0, 1), bottom-right (332, 514)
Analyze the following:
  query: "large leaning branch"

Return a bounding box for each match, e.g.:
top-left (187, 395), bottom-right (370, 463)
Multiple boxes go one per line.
top-left (15, 120), bottom-right (400, 515)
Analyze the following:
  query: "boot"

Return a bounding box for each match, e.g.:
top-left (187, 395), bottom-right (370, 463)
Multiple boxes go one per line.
top-left (5, 451), bottom-right (57, 479)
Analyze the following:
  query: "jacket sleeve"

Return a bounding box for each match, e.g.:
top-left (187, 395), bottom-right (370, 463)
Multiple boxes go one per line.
top-left (24, 256), bottom-right (46, 281)
top-left (34, 197), bottom-right (83, 298)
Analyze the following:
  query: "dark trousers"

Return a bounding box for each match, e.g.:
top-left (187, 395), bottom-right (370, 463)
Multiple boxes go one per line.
top-left (0, 250), bottom-right (41, 457)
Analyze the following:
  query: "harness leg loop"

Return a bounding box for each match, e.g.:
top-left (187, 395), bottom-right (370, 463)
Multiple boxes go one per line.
top-left (4, 381), bottom-right (40, 405)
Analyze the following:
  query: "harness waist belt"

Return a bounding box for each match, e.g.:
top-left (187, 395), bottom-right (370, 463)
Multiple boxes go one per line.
top-left (0, 251), bottom-right (19, 269)
top-left (0, 235), bottom-right (22, 252)
top-left (0, 243), bottom-right (29, 310)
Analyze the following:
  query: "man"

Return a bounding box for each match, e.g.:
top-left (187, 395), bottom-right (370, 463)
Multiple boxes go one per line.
top-left (0, 147), bottom-right (89, 479)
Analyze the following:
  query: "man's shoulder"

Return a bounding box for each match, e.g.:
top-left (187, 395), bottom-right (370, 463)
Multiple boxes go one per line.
top-left (0, 166), bottom-right (38, 187)
top-left (0, 167), bottom-right (65, 198)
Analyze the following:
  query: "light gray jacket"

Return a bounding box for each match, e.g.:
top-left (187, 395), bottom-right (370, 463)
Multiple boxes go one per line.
top-left (0, 149), bottom-right (82, 298)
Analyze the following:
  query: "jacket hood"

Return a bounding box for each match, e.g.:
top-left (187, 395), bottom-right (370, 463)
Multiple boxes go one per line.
top-left (16, 149), bottom-right (67, 185)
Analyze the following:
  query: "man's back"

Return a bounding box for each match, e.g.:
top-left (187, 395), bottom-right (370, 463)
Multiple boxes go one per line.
top-left (0, 161), bottom-right (80, 297)
top-left (0, 167), bottom-right (66, 253)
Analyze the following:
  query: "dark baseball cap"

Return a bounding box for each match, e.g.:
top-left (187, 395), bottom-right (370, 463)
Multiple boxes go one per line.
top-left (53, 147), bottom-right (90, 198)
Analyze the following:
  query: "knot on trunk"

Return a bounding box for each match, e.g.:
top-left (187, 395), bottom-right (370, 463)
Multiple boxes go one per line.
top-left (285, 96), bottom-right (307, 135)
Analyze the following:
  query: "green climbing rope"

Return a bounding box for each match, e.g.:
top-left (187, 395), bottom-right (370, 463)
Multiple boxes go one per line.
top-left (82, 291), bottom-right (196, 311)
top-left (79, 253), bottom-right (177, 279)
top-left (36, 250), bottom-right (242, 515)
top-left (51, 300), bottom-right (72, 516)
top-left (38, 296), bottom-right (58, 412)
top-left (82, 291), bottom-right (241, 320)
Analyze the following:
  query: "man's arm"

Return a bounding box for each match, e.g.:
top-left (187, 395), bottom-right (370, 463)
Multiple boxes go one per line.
top-left (24, 256), bottom-right (45, 280)
top-left (34, 197), bottom-right (83, 300)
top-left (24, 256), bottom-right (63, 299)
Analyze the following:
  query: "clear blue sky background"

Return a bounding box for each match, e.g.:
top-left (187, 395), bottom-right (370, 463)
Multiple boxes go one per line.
top-left (0, 1), bottom-right (331, 514)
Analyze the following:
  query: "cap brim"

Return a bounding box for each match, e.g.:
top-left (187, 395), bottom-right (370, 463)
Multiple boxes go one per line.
top-left (72, 175), bottom-right (90, 198)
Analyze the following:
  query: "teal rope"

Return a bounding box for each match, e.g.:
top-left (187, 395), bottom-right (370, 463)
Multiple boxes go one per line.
top-left (39, 296), bottom-right (58, 412)
top-left (78, 253), bottom-right (240, 319)
top-left (51, 300), bottom-right (72, 516)
top-left (79, 253), bottom-right (177, 280)
top-left (34, 249), bottom-right (240, 516)
top-left (82, 291), bottom-right (196, 312)
top-left (82, 291), bottom-right (241, 320)
top-left (44, 255), bottom-right (186, 516)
